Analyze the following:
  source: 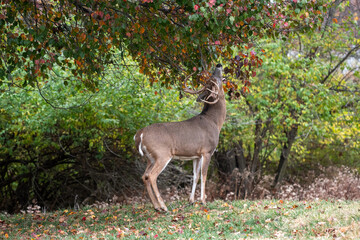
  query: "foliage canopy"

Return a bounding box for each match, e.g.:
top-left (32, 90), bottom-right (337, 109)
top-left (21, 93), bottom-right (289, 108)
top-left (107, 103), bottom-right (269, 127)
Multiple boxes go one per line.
top-left (1, 0), bottom-right (324, 91)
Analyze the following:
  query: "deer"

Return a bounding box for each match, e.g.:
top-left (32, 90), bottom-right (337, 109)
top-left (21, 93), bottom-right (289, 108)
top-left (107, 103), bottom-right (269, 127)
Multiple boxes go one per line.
top-left (134, 64), bottom-right (226, 211)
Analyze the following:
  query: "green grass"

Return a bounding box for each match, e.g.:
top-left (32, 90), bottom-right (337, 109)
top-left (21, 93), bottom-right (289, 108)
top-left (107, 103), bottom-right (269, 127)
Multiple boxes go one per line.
top-left (1, 199), bottom-right (359, 239)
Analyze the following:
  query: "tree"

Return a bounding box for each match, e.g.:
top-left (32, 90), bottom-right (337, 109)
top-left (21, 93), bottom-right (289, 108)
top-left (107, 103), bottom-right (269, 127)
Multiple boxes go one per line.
top-left (215, 0), bottom-right (360, 199)
top-left (1, 0), bottom-right (324, 92)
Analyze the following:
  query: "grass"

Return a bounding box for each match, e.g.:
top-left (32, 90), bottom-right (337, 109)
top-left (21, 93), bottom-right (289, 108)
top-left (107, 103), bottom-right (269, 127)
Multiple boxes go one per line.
top-left (1, 199), bottom-right (359, 239)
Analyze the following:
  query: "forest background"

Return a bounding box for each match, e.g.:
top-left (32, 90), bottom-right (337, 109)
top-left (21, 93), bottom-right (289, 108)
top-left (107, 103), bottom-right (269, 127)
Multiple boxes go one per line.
top-left (0, 0), bottom-right (359, 213)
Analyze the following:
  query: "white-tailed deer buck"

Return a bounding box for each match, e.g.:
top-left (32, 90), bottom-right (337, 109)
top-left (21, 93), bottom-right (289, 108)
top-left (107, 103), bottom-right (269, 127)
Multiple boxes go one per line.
top-left (134, 64), bottom-right (226, 211)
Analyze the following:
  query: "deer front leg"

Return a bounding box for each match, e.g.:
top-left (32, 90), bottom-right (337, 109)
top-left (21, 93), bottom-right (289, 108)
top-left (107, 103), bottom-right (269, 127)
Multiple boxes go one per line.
top-left (189, 157), bottom-right (201, 203)
top-left (200, 153), bottom-right (211, 205)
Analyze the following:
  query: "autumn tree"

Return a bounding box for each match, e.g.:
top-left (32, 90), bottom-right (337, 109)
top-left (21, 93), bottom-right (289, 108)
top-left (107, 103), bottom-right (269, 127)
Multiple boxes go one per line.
top-left (1, 0), bottom-right (325, 92)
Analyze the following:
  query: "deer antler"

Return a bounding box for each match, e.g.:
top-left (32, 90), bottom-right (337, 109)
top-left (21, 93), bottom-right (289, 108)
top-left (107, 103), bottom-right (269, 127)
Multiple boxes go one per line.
top-left (183, 72), bottom-right (206, 94)
top-left (200, 78), bottom-right (220, 104)
top-left (200, 96), bottom-right (220, 104)
top-left (205, 80), bottom-right (219, 95)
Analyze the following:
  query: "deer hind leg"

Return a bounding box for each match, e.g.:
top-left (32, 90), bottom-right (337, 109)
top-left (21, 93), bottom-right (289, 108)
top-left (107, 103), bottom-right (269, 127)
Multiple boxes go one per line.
top-left (142, 158), bottom-right (161, 211)
top-left (189, 157), bottom-right (201, 203)
top-left (147, 156), bottom-right (172, 212)
top-left (200, 153), bottom-right (211, 205)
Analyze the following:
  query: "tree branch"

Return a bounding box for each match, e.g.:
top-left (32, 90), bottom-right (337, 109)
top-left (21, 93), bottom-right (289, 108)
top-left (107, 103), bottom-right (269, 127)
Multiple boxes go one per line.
top-left (321, 45), bottom-right (360, 84)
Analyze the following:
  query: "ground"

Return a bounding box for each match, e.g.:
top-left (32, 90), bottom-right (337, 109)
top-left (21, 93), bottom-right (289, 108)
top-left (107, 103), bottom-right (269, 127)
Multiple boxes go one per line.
top-left (1, 199), bottom-right (360, 239)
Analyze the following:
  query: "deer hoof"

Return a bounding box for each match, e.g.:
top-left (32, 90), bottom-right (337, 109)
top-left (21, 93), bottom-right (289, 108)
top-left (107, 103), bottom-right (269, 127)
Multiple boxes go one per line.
top-left (160, 206), bottom-right (168, 212)
top-left (154, 205), bottom-right (168, 212)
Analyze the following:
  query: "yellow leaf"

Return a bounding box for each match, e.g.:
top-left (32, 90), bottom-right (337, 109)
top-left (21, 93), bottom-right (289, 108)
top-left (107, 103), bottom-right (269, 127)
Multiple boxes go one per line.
top-left (206, 214), bottom-right (210, 220)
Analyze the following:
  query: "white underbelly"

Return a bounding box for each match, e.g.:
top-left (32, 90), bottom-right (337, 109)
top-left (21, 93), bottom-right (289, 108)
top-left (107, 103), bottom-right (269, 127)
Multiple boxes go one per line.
top-left (172, 155), bottom-right (200, 161)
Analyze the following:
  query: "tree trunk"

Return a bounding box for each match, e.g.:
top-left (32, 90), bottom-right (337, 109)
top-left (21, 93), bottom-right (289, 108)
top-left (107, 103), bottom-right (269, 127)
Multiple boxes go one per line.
top-left (234, 140), bottom-right (246, 172)
top-left (250, 119), bottom-right (263, 174)
top-left (273, 124), bottom-right (299, 186)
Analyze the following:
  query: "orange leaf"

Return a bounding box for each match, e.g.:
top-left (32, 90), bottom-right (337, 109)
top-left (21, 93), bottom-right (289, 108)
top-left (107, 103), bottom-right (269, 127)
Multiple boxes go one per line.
top-left (139, 27), bottom-right (145, 34)
top-left (332, 18), bottom-right (338, 23)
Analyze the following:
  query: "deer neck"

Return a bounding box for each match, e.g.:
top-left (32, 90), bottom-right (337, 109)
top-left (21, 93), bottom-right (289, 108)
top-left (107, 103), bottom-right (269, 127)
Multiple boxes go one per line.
top-left (200, 96), bottom-right (226, 131)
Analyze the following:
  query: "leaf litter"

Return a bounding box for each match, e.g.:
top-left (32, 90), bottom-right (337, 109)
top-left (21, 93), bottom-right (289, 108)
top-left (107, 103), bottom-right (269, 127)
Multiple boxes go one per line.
top-left (0, 199), bottom-right (359, 239)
